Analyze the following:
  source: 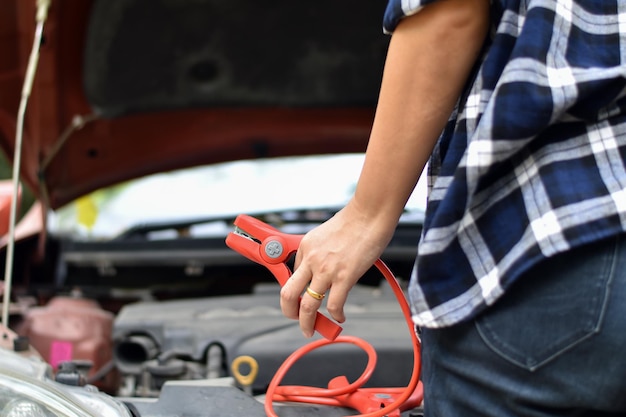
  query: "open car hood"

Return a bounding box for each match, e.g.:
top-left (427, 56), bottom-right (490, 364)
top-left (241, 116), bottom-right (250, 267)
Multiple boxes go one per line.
top-left (0, 0), bottom-right (388, 210)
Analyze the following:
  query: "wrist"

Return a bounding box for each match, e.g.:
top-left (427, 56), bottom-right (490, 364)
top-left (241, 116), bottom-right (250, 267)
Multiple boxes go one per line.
top-left (341, 198), bottom-right (402, 245)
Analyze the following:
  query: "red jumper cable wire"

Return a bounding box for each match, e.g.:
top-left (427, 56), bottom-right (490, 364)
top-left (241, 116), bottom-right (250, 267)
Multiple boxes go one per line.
top-left (226, 214), bottom-right (423, 417)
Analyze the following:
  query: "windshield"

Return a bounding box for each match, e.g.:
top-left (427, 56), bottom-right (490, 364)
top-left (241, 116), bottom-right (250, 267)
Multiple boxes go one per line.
top-left (48, 154), bottom-right (427, 240)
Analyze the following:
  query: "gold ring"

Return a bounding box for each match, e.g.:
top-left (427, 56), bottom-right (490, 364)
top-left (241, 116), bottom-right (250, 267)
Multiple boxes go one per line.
top-left (306, 286), bottom-right (325, 300)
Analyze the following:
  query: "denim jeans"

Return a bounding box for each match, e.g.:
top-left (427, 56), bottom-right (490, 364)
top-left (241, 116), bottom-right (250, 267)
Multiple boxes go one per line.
top-left (421, 234), bottom-right (626, 417)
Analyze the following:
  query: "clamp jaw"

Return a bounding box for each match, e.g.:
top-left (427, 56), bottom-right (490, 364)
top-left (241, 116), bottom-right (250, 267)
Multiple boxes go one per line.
top-left (225, 214), bottom-right (342, 340)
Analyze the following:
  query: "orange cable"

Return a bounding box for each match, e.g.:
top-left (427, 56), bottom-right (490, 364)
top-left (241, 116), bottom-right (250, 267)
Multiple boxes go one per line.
top-left (264, 259), bottom-right (423, 417)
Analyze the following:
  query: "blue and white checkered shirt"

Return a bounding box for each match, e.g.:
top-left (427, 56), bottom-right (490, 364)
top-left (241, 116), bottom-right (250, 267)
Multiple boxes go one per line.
top-left (384, 0), bottom-right (626, 327)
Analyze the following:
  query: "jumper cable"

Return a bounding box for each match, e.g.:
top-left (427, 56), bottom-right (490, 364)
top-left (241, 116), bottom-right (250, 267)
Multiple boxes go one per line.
top-left (226, 214), bottom-right (423, 417)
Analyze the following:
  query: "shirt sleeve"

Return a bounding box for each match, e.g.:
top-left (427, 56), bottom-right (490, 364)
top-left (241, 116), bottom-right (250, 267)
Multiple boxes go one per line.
top-left (383, 0), bottom-right (440, 34)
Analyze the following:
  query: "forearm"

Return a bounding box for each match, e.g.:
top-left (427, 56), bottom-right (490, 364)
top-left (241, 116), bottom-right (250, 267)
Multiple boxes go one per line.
top-left (350, 0), bottom-right (490, 235)
top-left (280, 0), bottom-right (490, 335)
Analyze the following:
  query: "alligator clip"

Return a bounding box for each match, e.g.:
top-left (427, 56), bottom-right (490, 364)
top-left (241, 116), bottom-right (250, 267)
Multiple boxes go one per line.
top-left (225, 214), bottom-right (342, 341)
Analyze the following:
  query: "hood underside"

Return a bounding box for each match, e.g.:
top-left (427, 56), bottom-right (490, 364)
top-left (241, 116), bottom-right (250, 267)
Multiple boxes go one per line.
top-left (0, 0), bottom-right (389, 210)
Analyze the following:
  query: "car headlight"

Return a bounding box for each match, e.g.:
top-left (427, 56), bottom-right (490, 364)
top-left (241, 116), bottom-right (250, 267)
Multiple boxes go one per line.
top-left (2, 399), bottom-right (54, 417)
top-left (0, 363), bottom-right (131, 417)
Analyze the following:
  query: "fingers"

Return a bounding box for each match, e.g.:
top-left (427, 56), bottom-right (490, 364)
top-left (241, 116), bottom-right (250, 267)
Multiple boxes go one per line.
top-left (280, 264), bottom-right (327, 338)
top-left (324, 284), bottom-right (348, 325)
top-left (281, 264), bottom-right (352, 338)
top-left (298, 283), bottom-right (326, 338)
top-left (280, 265), bottom-right (310, 320)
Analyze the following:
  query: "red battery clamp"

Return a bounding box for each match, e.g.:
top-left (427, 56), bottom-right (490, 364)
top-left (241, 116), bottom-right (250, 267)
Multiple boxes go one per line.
top-left (225, 214), bottom-right (342, 340)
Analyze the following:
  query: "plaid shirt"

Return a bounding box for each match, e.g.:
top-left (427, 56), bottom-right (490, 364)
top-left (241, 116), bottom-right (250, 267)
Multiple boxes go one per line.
top-left (383, 0), bottom-right (626, 327)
